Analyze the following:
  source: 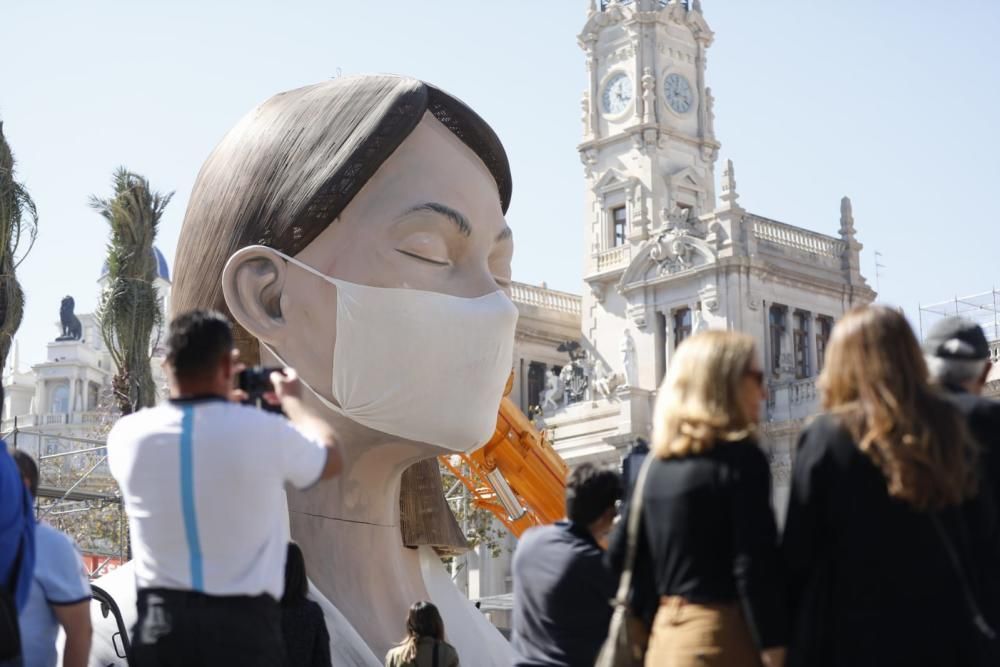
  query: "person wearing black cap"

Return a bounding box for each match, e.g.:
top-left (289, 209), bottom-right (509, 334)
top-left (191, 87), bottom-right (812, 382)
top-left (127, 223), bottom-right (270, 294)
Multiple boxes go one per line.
top-left (923, 316), bottom-right (1000, 510)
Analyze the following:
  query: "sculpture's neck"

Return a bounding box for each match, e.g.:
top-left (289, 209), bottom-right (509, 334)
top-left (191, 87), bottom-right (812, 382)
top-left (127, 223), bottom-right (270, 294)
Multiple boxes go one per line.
top-left (285, 417), bottom-right (433, 656)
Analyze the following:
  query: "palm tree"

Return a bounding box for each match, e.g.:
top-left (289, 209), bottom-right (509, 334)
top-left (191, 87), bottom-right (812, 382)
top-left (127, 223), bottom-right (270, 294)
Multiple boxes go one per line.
top-left (91, 167), bottom-right (172, 414)
top-left (0, 122), bottom-right (39, 375)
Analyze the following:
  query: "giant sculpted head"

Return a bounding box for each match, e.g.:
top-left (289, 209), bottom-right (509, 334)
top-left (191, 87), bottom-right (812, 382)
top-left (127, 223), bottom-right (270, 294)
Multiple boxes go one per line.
top-left (168, 76), bottom-right (518, 664)
top-left (174, 75), bottom-right (515, 424)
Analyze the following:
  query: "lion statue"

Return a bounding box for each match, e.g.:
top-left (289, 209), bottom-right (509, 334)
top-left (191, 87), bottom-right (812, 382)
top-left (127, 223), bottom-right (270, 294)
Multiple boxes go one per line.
top-left (56, 295), bottom-right (82, 341)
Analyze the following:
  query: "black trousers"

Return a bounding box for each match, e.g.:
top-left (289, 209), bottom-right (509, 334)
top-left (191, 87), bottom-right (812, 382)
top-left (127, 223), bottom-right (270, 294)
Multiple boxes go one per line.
top-left (132, 588), bottom-right (286, 667)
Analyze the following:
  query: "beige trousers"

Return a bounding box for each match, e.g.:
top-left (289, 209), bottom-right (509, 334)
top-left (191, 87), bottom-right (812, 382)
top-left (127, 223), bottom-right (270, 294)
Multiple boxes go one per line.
top-left (645, 596), bottom-right (762, 667)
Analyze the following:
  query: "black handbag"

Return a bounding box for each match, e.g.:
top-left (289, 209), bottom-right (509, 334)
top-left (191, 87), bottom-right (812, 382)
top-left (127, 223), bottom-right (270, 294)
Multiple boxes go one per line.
top-left (930, 513), bottom-right (998, 662)
top-left (595, 456), bottom-right (653, 667)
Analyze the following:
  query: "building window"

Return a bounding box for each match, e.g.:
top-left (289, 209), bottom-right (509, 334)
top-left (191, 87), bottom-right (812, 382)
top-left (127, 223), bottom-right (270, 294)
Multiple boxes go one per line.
top-left (611, 206), bottom-right (627, 247)
top-left (793, 310), bottom-right (811, 379)
top-left (50, 384), bottom-right (69, 414)
top-left (816, 316), bottom-right (834, 371)
top-left (769, 305), bottom-right (787, 374)
top-left (526, 361), bottom-right (547, 413)
top-left (673, 307), bottom-right (692, 349)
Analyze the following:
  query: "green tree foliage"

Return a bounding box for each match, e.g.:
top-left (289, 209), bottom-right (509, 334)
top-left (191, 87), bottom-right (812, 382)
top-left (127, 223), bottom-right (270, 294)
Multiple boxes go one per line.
top-left (440, 461), bottom-right (509, 561)
top-left (91, 168), bottom-right (172, 414)
top-left (0, 122), bottom-right (39, 373)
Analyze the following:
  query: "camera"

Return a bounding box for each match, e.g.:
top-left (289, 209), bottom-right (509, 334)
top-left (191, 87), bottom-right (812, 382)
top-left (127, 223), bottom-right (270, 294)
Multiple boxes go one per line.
top-left (237, 366), bottom-right (285, 413)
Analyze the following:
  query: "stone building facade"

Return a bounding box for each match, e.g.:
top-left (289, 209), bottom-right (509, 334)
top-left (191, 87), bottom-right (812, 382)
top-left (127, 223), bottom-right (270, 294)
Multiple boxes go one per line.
top-left (463, 0), bottom-right (877, 624)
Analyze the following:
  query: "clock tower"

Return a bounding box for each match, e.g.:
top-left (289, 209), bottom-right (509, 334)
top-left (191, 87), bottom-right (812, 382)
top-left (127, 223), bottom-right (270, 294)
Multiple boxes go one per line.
top-left (579, 0), bottom-right (718, 262)
top-left (553, 0), bottom-right (873, 467)
top-left (575, 0), bottom-right (721, 444)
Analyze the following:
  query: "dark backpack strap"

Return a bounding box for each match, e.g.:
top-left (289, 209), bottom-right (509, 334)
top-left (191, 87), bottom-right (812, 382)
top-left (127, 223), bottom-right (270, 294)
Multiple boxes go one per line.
top-left (0, 535), bottom-right (25, 660)
top-left (432, 639), bottom-right (440, 667)
top-left (6, 534), bottom-right (25, 594)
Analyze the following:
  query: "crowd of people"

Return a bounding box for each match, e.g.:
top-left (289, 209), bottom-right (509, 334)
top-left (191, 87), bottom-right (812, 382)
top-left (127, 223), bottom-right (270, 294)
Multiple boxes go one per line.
top-left (3, 302), bottom-right (1000, 667)
top-left (511, 305), bottom-right (1000, 667)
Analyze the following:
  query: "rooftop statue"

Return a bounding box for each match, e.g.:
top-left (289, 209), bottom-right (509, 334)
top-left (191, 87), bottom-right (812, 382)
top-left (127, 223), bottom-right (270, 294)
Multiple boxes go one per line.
top-left (90, 76), bottom-right (518, 666)
top-left (55, 296), bottom-right (82, 341)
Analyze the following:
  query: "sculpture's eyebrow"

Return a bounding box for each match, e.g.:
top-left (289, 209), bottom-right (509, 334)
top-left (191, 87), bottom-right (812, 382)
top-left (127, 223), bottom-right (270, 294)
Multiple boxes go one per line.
top-left (404, 203), bottom-right (471, 237)
top-left (496, 226), bottom-right (513, 242)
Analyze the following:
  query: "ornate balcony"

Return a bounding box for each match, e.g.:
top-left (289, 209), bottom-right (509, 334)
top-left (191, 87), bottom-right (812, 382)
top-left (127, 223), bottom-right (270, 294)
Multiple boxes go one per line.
top-left (600, 0), bottom-right (675, 9)
top-left (750, 215), bottom-right (846, 258)
top-left (593, 245), bottom-right (632, 274)
top-left (767, 377), bottom-right (819, 423)
top-left (510, 282), bottom-right (582, 316)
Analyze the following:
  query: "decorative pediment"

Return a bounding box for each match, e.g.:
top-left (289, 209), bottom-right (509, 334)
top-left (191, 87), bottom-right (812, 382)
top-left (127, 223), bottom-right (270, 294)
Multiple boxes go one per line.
top-left (668, 166), bottom-right (705, 192)
top-left (686, 12), bottom-right (714, 46)
top-left (616, 228), bottom-right (718, 294)
top-left (578, 1), bottom-right (628, 40)
top-left (594, 168), bottom-right (635, 194)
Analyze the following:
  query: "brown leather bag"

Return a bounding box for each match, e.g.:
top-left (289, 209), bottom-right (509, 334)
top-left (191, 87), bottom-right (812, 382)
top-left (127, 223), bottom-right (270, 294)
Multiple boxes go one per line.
top-left (596, 457), bottom-right (652, 667)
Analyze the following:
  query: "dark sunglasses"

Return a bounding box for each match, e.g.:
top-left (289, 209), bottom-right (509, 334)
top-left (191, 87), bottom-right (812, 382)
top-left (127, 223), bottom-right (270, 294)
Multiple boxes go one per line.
top-left (744, 369), bottom-right (765, 386)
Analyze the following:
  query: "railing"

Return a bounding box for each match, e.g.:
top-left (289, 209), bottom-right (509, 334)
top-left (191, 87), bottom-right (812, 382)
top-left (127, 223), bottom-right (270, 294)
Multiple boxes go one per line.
top-left (750, 215), bottom-right (847, 258)
top-left (3, 411), bottom-right (107, 432)
top-left (511, 282), bottom-right (582, 316)
top-left (600, 0), bottom-right (674, 9)
top-left (594, 245), bottom-right (631, 273)
top-left (766, 377), bottom-right (820, 423)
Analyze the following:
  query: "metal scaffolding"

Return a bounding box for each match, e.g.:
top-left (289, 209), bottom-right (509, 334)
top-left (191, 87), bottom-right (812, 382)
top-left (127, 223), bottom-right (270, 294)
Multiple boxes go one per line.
top-left (3, 423), bottom-right (127, 577)
top-left (917, 288), bottom-right (1000, 343)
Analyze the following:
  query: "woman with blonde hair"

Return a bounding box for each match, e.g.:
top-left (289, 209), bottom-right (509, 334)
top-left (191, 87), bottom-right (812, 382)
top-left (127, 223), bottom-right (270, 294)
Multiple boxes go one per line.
top-left (607, 330), bottom-right (787, 667)
top-left (385, 601), bottom-right (459, 667)
top-left (782, 305), bottom-right (1000, 666)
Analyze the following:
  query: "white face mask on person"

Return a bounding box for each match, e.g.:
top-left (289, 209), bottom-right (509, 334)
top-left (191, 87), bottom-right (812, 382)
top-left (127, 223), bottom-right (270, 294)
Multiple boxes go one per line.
top-left (256, 249), bottom-right (518, 452)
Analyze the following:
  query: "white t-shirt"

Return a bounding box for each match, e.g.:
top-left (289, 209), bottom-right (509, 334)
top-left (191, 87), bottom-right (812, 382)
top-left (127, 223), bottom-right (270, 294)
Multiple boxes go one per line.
top-left (107, 398), bottom-right (327, 600)
top-left (19, 523), bottom-right (91, 667)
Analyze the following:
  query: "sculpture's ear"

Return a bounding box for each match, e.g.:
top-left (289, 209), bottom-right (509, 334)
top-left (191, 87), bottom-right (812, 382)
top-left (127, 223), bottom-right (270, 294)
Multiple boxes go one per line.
top-left (221, 246), bottom-right (289, 346)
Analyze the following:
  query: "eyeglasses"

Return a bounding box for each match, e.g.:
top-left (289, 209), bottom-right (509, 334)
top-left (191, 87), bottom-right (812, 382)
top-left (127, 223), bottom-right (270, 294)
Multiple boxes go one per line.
top-left (744, 369), bottom-right (765, 386)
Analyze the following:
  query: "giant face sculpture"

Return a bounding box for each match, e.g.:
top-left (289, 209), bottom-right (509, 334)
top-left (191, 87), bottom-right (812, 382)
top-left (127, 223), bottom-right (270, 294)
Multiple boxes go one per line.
top-left (91, 77), bottom-right (519, 666)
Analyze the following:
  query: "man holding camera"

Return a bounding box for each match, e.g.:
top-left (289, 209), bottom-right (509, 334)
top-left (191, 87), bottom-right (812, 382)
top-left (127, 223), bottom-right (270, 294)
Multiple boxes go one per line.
top-left (108, 310), bottom-right (341, 666)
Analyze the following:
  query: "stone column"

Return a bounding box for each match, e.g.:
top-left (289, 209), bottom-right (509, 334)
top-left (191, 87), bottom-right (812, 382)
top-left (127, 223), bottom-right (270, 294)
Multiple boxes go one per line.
top-left (807, 313), bottom-right (819, 378)
top-left (66, 377), bottom-right (76, 416)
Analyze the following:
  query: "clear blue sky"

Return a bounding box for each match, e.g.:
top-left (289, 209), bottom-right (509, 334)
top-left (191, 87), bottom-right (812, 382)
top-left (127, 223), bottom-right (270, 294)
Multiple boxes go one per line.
top-left (2, 1), bottom-right (998, 368)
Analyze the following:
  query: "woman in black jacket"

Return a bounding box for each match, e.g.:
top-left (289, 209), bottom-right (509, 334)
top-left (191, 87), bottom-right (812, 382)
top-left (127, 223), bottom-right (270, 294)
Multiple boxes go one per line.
top-left (782, 305), bottom-right (1000, 667)
top-left (280, 542), bottom-right (332, 667)
top-left (608, 330), bottom-right (787, 667)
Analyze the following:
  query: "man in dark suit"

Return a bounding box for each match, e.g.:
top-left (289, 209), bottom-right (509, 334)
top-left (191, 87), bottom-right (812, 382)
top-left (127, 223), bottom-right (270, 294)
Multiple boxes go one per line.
top-left (511, 463), bottom-right (621, 667)
top-left (923, 316), bottom-right (1000, 506)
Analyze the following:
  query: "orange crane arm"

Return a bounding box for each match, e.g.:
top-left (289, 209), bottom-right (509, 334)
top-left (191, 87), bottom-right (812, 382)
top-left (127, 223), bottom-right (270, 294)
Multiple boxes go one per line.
top-left (440, 380), bottom-right (569, 538)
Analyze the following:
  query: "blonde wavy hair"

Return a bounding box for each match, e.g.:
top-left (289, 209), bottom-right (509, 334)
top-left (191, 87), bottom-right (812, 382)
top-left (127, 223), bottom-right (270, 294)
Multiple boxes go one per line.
top-left (819, 305), bottom-right (977, 510)
top-left (652, 330), bottom-right (758, 459)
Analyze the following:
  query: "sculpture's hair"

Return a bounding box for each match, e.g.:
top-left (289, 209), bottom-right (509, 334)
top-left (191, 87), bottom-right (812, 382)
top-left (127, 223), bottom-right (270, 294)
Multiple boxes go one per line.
top-left (171, 74), bottom-right (512, 362)
top-left (819, 305), bottom-right (977, 510)
top-left (652, 330), bottom-right (758, 459)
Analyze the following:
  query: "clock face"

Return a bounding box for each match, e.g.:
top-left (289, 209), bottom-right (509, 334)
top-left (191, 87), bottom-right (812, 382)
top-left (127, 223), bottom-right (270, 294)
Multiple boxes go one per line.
top-left (663, 73), bottom-right (694, 114)
top-left (602, 73), bottom-right (633, 116)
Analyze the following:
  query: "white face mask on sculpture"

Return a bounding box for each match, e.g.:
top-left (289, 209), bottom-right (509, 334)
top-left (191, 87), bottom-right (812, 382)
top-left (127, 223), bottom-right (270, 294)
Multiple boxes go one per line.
top-left (259, 249), bottom-right (518, 452)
